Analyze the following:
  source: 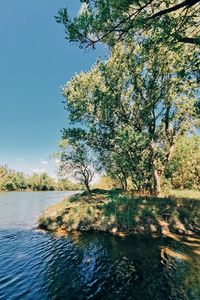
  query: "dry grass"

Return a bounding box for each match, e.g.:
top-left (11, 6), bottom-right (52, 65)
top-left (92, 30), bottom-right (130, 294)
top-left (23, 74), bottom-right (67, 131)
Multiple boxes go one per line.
top-left (165, 189), bottom-right (200, 200)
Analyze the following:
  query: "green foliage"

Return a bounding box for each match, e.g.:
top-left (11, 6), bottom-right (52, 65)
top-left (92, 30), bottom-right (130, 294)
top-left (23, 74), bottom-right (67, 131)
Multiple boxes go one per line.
top-left (165, 135), bottom-right (200, 189)
top-left (39, 189), bottom-right (200, 235)
top-left (27, 172), bottom-right (55, 191)
top-left (61, 43), bottom-right (199, 194)
top-left (56, 1), bottom-right (199, 195)
top-left (0, 165), bottom-right (81, 192)
top-left (0, 166), bottom-right (27, 191)
top-left (56, 0), bottom-right (200, 48)
top-left (93, 175), bottom-right (121, 190)
top-left (57, 139), bottom-right (98, 192)
top-left (56, 179), bottom-right (83, 191)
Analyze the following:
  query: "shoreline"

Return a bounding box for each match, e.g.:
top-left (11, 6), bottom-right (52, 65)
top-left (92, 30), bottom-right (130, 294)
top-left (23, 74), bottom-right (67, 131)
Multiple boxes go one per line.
top-left (0, 189), bottom-right (81, 193)
top-left (38, 189), bottom-right (200, 240)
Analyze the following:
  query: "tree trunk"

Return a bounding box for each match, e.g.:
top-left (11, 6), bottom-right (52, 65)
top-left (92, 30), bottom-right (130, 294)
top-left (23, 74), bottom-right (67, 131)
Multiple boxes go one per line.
top-left (171, 176), bottom-right (175, 189)
top-left (117, 173), bottom-right (128, 191)
top-left (121, 176), bottom-right (128, 191)
top-left (150, 140), bottom-right (174, 196)
top-left (124, 178), bottom-right (128, 191)
top-left (153, 168), bottom-right (161, 196)
top-left (120, 179), bottom-right (126, 191)
top-left (150, 141), bottom-right (162, 196)
top-left (117, 176), bottom-right (124, 190)
top-left (84, 180), bottom-right (91, 193)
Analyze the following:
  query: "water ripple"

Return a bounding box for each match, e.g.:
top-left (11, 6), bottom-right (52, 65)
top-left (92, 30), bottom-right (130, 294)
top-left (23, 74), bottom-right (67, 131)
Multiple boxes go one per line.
top-left (0, 192), bottom-right (199, 299)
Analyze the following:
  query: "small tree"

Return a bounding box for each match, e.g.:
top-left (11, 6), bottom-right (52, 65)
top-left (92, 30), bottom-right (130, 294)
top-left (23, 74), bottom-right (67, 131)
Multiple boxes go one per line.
top-left (165, 135), bottom-right (200, 189)
top-left (59, 140), bottom-right (95, 192)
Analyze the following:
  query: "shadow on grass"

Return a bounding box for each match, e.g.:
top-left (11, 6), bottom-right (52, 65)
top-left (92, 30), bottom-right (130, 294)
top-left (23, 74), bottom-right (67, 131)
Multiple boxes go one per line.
top-left (39, 188), bottom-right (200, 245)
top-left (101, 189), bottom-right (200, 235)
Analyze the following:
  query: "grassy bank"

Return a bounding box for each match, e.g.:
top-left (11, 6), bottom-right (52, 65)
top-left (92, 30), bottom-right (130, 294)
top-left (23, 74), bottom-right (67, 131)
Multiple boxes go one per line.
top-left (38, 189), bottom-right (200, 237)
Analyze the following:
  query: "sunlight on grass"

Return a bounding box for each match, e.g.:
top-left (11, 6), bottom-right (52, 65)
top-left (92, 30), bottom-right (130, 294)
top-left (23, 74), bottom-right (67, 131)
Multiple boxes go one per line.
top-left (39, 189), bottom-right (200, 240)
top-left (163, 189), bottom-right (200, 200)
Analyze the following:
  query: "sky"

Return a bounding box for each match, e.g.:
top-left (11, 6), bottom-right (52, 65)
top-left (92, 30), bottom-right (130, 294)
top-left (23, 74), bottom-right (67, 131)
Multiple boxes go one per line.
top-left (0, 1), bottom-right (103, 177)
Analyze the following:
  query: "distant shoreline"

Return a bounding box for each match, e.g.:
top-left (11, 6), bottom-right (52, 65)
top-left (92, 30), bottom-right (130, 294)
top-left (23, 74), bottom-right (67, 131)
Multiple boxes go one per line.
top-left (0, 189), bottom-right (81, 193)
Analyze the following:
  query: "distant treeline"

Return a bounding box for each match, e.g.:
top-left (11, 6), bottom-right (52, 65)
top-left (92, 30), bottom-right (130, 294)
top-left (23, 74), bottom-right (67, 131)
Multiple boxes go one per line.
top-left (0, 165), bottom-right (82, 192)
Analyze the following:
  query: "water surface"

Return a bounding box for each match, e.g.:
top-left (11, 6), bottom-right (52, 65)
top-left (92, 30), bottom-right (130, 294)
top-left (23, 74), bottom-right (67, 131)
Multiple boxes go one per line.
top-left (0, 192), bottom-right (199, 299)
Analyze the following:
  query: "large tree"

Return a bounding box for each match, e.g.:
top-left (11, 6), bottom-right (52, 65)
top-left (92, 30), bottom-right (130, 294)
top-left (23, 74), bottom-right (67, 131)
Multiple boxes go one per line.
top-left (61, 42), bottom-right (199, 194)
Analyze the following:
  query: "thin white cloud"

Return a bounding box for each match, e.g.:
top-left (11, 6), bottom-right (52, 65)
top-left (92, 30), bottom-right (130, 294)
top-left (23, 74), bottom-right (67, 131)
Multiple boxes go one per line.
top-left (40, 159), bottom-right (48, 165)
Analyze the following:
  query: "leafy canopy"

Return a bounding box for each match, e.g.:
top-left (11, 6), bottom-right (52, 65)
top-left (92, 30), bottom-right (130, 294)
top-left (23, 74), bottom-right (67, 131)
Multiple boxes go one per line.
top-left (61, 42), bottom-right (199, 192)
top-left (56, 0), bottom-right (200, 48)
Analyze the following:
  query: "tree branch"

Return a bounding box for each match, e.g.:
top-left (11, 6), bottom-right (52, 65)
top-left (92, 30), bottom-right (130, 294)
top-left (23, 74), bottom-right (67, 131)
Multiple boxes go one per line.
top-left (176, 36), bottom-right (200, 44)
top-left (150, 0), bottom-right (200, 19)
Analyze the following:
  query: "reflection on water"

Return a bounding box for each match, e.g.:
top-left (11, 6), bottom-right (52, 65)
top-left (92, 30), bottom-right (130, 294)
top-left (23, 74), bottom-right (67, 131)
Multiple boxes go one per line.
top-left (0, 192), bottom-right (199, 299)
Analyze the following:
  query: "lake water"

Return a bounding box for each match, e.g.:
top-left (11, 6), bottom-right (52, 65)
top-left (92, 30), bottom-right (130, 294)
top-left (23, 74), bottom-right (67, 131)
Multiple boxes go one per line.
top-left (0, 192), bottom-right (199, 300)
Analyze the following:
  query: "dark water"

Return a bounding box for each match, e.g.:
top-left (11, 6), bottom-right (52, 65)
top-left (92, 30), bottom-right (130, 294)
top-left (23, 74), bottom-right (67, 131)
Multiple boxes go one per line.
top-left (0, 192), bottom-right (199, 300)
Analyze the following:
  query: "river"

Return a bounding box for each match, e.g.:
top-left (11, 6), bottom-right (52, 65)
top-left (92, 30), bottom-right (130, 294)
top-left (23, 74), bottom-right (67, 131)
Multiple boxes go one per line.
top-left (0, 191), bottom-right (199, 300)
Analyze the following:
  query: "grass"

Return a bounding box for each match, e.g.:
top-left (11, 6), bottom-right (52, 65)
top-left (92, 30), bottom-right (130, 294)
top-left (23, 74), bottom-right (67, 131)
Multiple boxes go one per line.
top-left (163, 189), bottom-right (200, 200)
top-left (38, 189), bottom-right (200, 237)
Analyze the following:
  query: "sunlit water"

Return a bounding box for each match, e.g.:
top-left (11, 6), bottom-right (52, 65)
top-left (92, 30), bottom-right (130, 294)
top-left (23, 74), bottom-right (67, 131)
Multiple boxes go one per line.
top-left (0, 192), bottom-right (199, 300)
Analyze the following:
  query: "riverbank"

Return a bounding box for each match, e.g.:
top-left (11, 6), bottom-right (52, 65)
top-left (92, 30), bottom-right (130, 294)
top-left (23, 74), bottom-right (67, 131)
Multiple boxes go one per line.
top-left (1, 190), bottom-right (200, 299)
top-left (0, 189), bottom-right (81, 193)
top-left (38, 189), bottom-right (200, 239)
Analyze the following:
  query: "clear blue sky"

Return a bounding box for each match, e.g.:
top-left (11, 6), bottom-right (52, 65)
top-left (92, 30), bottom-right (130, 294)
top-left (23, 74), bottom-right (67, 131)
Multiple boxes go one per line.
top-left (0, 1), bottom-right (102, 177)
